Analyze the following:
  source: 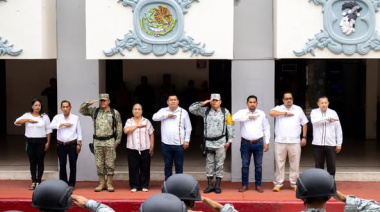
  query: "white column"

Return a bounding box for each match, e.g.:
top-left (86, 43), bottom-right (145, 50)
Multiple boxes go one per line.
top-left (231, 0), bottom-right (274, 182)
top-left (57, 0), bottom-right (100, 180)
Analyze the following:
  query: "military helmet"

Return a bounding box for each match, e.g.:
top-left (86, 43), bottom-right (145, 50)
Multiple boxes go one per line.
top-left (32, 179), bottom-right (72, 211)
top-left (296, 168), bottom-right (337, 199)
top-left (162, 174), bottom-right (202, 201)
top-left (139, 193), bottom-right (187, 212)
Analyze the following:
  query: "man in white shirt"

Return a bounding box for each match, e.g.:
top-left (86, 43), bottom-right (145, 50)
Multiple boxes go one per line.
top-left (310, 96), bottom-right (343, 177)
top-left (50, 100), bottom-right (82, 188)
top-left (270, 92), bottom-right (308, 192)
top-left (232, 95), bottom-right (270, 193)
top-left (152, 94), bottom-right (192, 180)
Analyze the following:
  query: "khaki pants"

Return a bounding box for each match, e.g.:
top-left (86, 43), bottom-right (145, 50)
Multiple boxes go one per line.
top-left (273, 142), bottom-right (301, 187)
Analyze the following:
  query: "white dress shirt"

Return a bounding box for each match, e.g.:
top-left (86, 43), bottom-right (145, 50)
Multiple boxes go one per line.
top-left (14, 113), bottom-right (52, 138)
top-left (310, 108), bottom-right (343, 146)
top-left (152, 106), bottom-right (192, 145)
top-left (124, 117), bottom-right (154, 151)
top-left (232, 108), bottom-right (270, 144)
top-left (270, 104), bottom-right (309, 143)
top-left (50, 113), bottom-right (82, 142)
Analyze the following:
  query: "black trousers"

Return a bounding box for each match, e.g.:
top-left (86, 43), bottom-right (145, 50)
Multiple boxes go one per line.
top-left (312, 145), bottom-right (336, 176)
top-left (127, 148), bottom-right (151, 190)
top-left (57, 142), bottom-right (78, 187)
top-left (26, 137), bottom-right (46, 183)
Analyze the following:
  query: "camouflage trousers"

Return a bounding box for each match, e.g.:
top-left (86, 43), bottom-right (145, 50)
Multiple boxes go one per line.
top-left (94, 146), bottom-right (116, 175)
top-left (205, 147), bottom-right (226, 178)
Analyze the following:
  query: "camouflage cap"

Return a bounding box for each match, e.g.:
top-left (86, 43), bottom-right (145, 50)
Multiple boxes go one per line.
top-left (99, 93), bottom-right (109, 100)
top-left (210, 93), bottom-right (221, 100)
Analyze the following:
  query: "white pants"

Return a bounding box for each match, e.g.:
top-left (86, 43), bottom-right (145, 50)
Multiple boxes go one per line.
top-left (273, 142), bottom-right (301, 187)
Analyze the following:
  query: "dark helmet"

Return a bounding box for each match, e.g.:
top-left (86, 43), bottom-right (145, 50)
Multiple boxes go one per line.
top-left (296, 168), bottom-right (336, 199)
top-left (139, 193), bottom-right (187, 212)
top-left (32, 179), bottom-right (72, 211)
top-left (162, 174), bottom-right (202, 201)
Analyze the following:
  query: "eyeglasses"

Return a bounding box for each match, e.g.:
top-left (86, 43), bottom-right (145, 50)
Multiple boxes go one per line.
top-left (283, 98), bottom-right (293, 101)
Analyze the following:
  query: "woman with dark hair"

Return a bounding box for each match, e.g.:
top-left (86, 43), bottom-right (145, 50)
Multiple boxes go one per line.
top-left (14, 99), bottom-right (52, 190)
top-left (124, 103), bottom-right (154, 192)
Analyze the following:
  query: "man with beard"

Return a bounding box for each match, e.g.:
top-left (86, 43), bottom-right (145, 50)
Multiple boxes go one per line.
top-left (232, 95), bottom-right (270, 193)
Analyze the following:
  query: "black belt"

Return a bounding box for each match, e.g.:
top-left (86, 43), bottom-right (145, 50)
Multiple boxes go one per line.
top-left (93, 135), bottom-right (114, 140)
top-left (57, 140), bottom-right (77, 145)
top-left (205, 134), bottom-right (226, 141)
top-left (242, 137), bottom-right (263, 144)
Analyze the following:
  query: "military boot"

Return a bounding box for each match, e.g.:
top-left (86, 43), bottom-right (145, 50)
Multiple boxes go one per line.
top-left (214, 177), bottom-right (222, 194)
top-left (94, 175), bottom-right (106, 192)
top-left (106, 175), bottom-right (115, 192)
top-left (203, 176), bottom-right (214, 193)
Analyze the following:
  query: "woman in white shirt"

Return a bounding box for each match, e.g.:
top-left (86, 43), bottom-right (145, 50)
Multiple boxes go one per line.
top-left (124, 103), bottom-right (154, 192)
top-left (14, 99), bottom-right (52, 190)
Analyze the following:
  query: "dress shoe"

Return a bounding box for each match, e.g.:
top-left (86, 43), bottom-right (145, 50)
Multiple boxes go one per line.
top-left (238, 186), bottom-right (248, 192)
top-left (273, 185), bottom-right (281, 192)
top-left (255, 186), bottom-right (264, 193)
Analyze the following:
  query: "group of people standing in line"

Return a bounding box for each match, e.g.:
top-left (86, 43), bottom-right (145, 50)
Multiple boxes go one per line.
top-left (14, 90), bottom-right (343, 197)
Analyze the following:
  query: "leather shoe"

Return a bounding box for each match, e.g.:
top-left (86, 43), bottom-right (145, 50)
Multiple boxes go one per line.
top-left (238, 186), bottom-right (248, 192)
top-left (255, 186), bottom-right (264, 193)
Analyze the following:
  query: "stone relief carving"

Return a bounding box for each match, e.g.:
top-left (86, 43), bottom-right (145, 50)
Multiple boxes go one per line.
top-left (294, 0), bottom-right (380, 56)
top-left (104, 0), bottom-right (214, 57)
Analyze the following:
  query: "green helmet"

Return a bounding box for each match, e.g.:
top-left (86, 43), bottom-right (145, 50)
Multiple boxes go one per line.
top-left (296, 168), bottom-right (336, 199)
top-left (162, 174), bottom-right (201, 201)
top-left (139, 193), bottom-right (187, 212)
top-left (32, 179), bottom-right (72, 211)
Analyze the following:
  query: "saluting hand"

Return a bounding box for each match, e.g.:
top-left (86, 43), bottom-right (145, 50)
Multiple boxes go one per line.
top-left (88, 100), bottom-right (99, 105)
top-left (167, 114), bottom-right (176, 118)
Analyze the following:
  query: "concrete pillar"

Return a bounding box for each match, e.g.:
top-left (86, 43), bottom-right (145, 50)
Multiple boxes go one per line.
top-left (366, 60), bottom-right (378, 139)
top-left (231, 0), bottom-right (274, 182)
top-left (57, 0), bottom-right (100, 180)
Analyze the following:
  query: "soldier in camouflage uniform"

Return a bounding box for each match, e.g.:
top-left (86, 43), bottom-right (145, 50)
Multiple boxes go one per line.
top-left (297, 168), bottom-right (380, 212)
top-left (79, 93), bottom-right (122, 192)
top-left (189, 93), bottom-right (234, 194)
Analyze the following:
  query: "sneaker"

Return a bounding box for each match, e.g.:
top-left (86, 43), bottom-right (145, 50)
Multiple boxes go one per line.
top-left (29, 182), bottom-right (37, 190)
top-left (273, 185), bottom-right (281, 192)
top-left (142, 188), bottom-right (148, 192)
top-left (292, 185), bottom-right (297, 192)
top-left (131, 188), bottom-right (137, 193)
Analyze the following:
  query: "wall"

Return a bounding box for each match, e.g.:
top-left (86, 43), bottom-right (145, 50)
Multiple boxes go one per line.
top-left (275, 0), bottom-right (380, 58)
top-left (232, 0), bottom-right (275, 182)
top-left (86, 0), bottom-right (234, 59)
top-left (0, 0), bottom-right (56, 59)
top-left (6, 60), bottom-right (56, 135)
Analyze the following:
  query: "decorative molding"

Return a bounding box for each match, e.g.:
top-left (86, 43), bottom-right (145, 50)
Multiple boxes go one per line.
top-left (105, 0), bottom-right (213, 57)
top-left (295, 0), bottom-right (380, 56)
top-left (0, 36), bottom-right (23, 56)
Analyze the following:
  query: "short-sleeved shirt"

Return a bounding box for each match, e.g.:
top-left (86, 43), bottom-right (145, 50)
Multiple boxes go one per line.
top-left (270, 104), bottom-right (308, 143)
top-left (124, 117), bottom-right (154, 151)
top-left (14, 112), bottom-right (52, 137)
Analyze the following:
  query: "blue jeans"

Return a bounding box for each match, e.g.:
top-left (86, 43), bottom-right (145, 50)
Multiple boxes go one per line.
top-left (161, 142), bottom-right (184, 180)
top-left (240, 139), bottom-right (264, 186)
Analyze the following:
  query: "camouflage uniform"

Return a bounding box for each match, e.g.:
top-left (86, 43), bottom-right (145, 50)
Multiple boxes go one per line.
top-left (189, 102), bottom-right (234, 178)
top-left (79, 102), bottom-right (122, 176)
top-left (85, 199), bottom-right (115, 212)
top-left (300, 196), bottom-right (380, 212)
